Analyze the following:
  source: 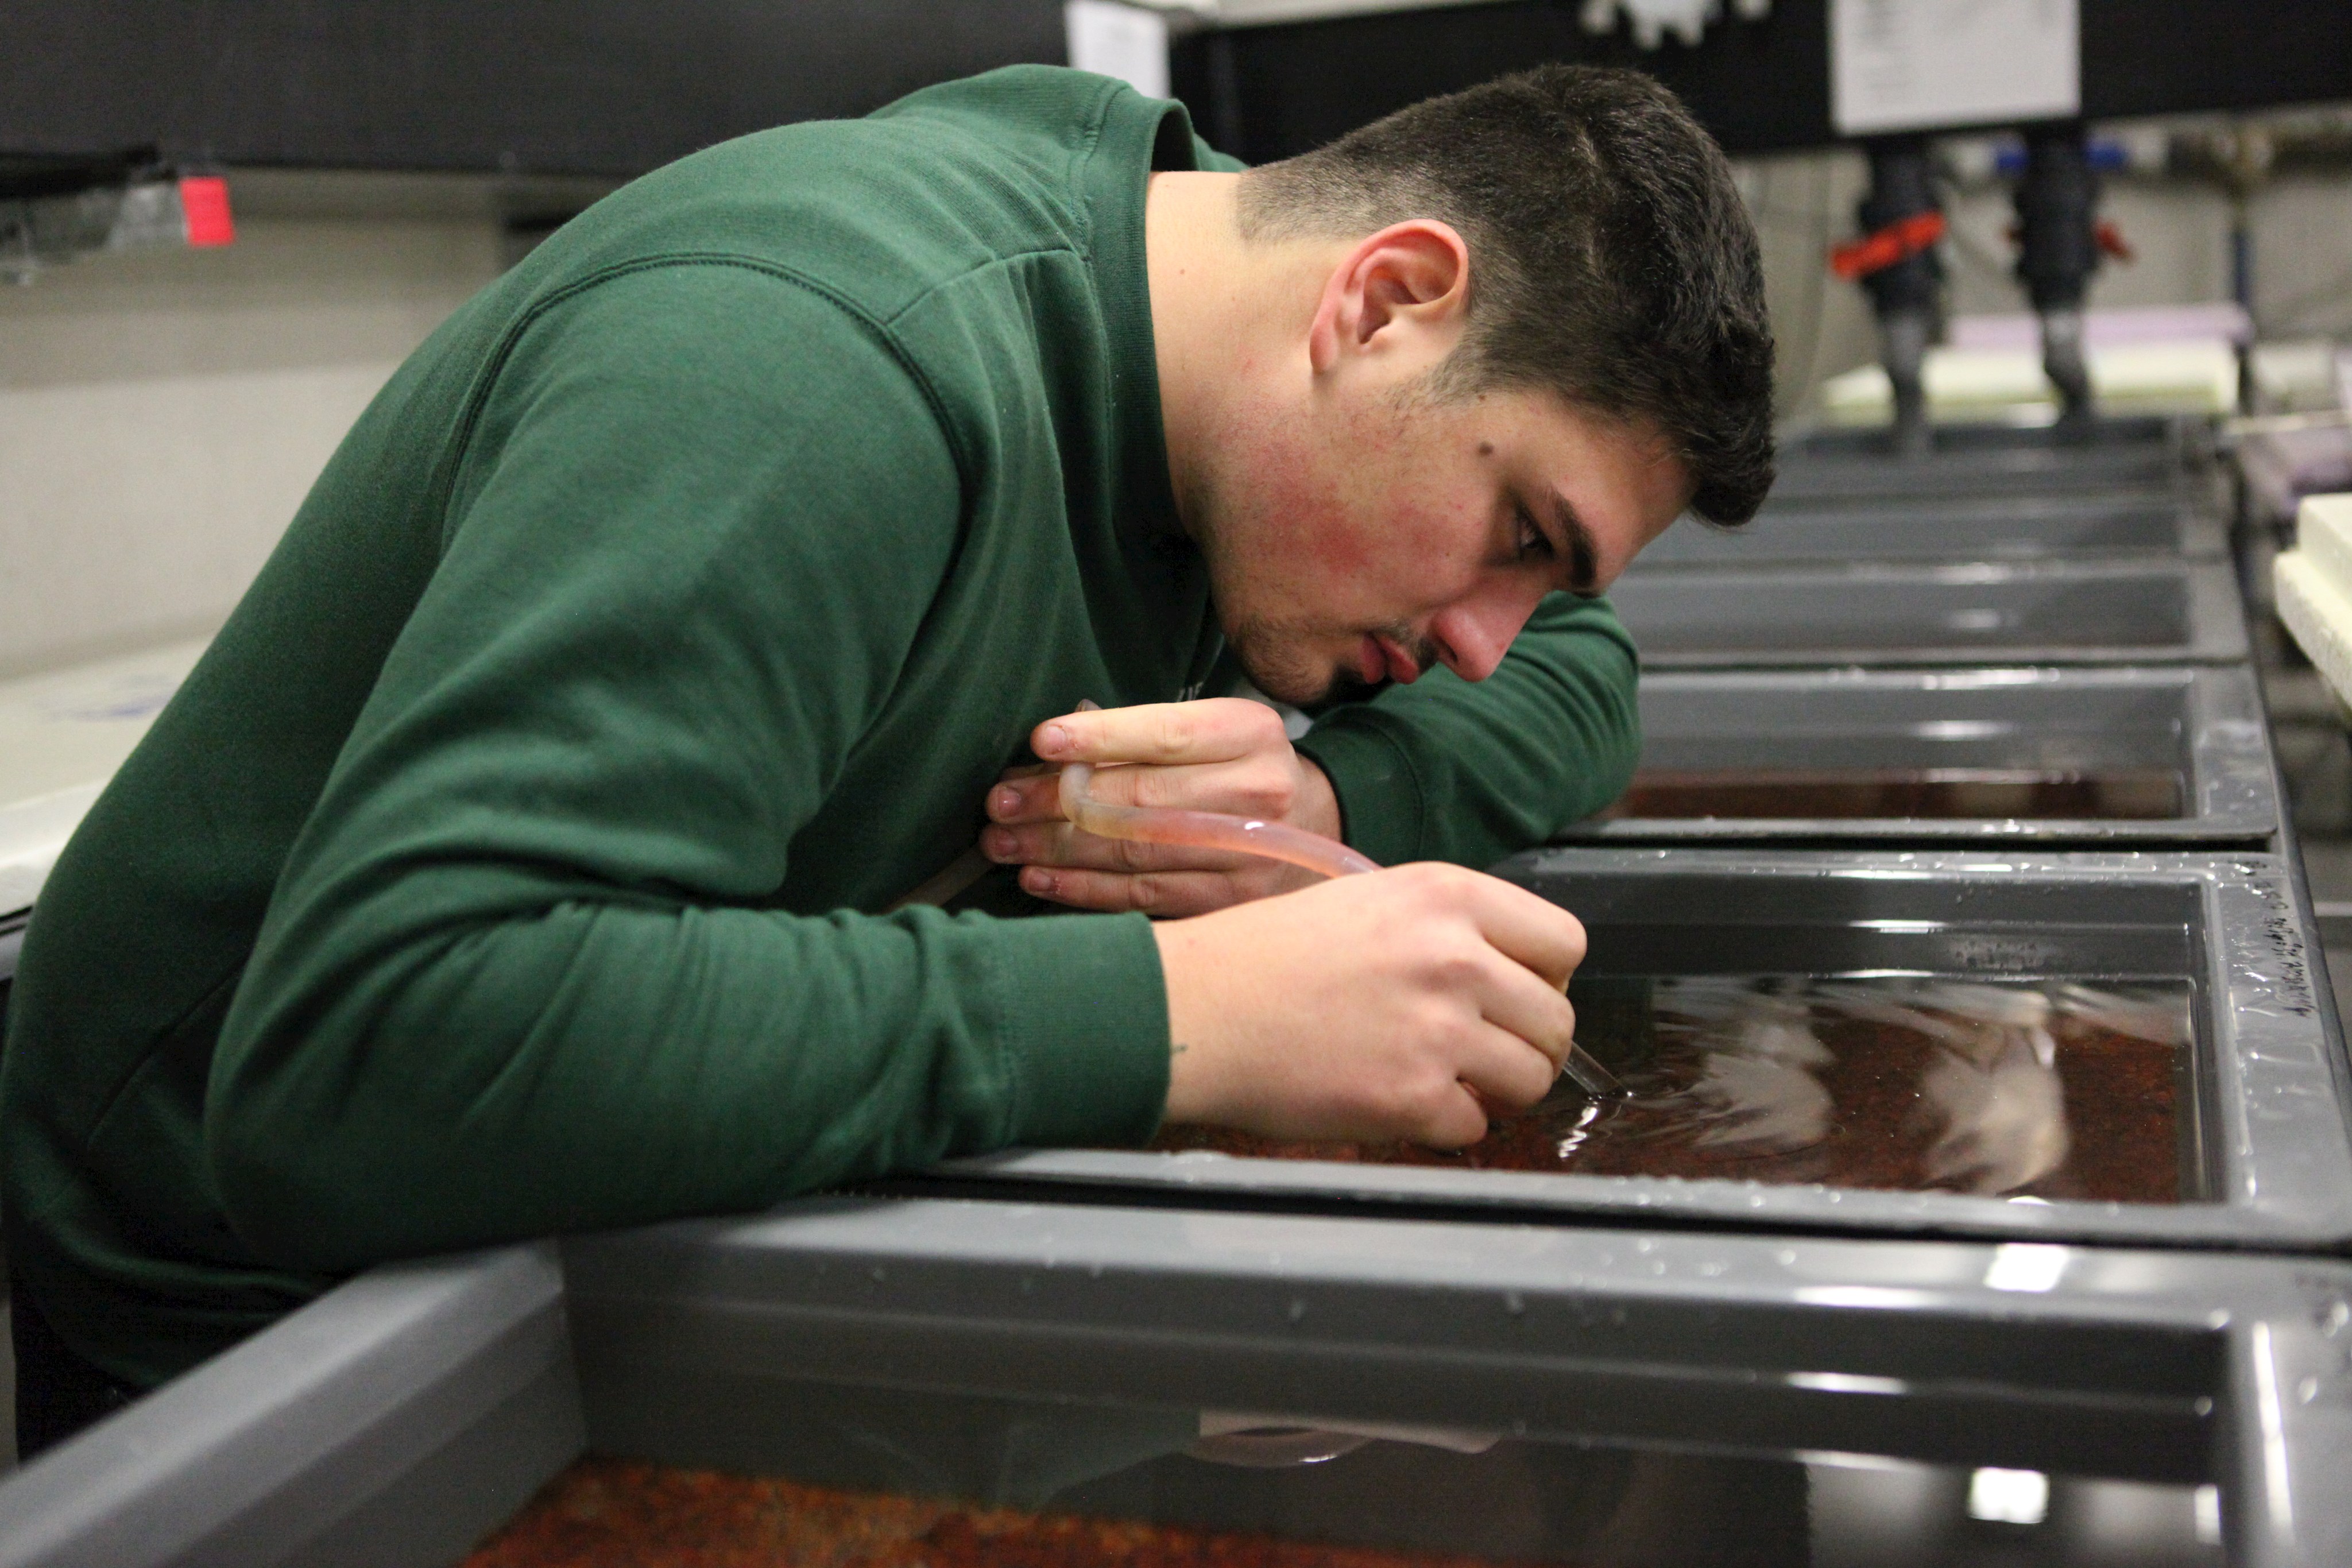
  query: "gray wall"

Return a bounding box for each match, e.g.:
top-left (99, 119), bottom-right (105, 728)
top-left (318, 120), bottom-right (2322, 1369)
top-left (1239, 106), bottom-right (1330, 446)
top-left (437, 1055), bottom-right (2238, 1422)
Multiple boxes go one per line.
top-left (0, 176), bottom-right (510, 677)
top-left (0, 131), bottom-right (2347, 683)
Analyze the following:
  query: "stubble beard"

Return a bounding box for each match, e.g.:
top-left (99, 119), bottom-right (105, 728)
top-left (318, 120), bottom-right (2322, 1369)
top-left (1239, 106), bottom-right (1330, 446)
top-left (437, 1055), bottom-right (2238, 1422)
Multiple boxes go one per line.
top-left (1229, 624), bottom-right (1353, 706)
top-left (1227, 615), bottom-right (1431, 708)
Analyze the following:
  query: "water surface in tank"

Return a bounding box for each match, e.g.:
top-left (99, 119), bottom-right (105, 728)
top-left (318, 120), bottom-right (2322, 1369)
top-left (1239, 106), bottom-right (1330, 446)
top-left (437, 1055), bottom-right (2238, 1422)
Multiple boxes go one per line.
top-left (1154, 977), bottom-right (2195, 1205)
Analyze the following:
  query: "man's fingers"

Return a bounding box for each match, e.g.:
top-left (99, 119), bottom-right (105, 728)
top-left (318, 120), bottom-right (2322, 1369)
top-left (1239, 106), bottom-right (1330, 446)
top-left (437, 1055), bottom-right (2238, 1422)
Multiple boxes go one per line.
top-left (988, 754), bottom-right (1291, 826)
top-left (1031, 698), bottom-right (1285, 768)
top-left (1475, 963), bottom-right (1580, 1074)
top-left (1383, 1029), bottom-right (1552, 1149)
top-left (1453, 1020), bottom-right (1569, 1114)
top-left (1452, 872), bottom-right (1588, 992)
top-left (1018, 864), bottom-right (1256, 917)
top-left (984, 821), bottom-right (1254, 875)
top-left (1413, 1083), bottom-right (1495, 1151)
top-left (991, 698), bottom-right (1298, 830)
top-left (986, 772), bottom-right (1066, 826)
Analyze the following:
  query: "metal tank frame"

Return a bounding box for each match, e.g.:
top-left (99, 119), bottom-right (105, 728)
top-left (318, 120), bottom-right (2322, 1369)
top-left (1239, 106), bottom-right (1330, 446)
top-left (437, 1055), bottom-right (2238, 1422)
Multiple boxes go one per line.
top-left (0, 1200), bottom-right (2343, 1567)
top-left (1564, 665), bottom-right (2277, 846)
top-left (1773, 416), bottom-right (2195, 504)
top-left (1641, 489), bottom-right (2228, 568)
top-left (1606, 558), bottom-right (2249, 668)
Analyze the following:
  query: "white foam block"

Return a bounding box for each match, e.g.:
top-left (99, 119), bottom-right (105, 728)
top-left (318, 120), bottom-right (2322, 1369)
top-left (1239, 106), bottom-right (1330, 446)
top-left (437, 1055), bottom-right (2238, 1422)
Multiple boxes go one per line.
top-left (2295, 493), bottom-right (2352, 593)
top-left (2274, 494), bottom-right (2352, 715)
top-left (1822, 341), bottom-right (2242, 425)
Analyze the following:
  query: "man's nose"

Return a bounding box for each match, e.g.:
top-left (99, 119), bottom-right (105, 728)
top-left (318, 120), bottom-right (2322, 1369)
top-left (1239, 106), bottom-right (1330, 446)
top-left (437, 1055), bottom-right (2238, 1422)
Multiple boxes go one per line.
top-left (1429, 581), bottom-right (1546, 682)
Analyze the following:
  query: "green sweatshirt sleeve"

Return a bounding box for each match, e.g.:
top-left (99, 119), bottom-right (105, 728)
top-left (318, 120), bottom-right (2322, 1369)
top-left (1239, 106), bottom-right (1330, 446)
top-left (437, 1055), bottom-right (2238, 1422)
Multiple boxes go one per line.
top-left (207, 262), bottom-right (1169, 1272)
top-left (1292, 594), bottom-right (1641, 868)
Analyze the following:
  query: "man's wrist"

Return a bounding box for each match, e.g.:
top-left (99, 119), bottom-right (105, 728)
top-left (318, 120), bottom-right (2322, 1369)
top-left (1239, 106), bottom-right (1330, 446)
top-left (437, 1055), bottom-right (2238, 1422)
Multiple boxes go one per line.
top-left (1292, 754), bottom-right (1344, 841)
top-left (1155, 917), bottom-right (1226, 1124)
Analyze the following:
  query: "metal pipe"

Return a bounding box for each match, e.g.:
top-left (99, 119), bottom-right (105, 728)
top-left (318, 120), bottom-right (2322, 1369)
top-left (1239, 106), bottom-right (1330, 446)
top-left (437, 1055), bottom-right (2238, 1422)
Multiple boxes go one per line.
top-left (1855, 136), bottom-right (1943, 456)
top-left (2014, 123), bottom-right (2103, 428)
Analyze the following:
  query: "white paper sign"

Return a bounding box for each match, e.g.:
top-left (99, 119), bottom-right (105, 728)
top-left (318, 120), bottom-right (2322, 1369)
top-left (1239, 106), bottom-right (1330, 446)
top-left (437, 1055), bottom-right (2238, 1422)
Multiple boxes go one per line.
top-left (1065, 1), bottom-right (1171, 100)
top-left (1831, 0), bottom-right (2080, 137)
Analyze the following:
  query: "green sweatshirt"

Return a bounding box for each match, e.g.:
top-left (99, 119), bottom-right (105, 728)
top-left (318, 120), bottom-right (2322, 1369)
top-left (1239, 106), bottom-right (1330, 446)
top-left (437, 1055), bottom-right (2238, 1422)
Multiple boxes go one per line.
top-left (0, 67), bottom-right (1639, 1388)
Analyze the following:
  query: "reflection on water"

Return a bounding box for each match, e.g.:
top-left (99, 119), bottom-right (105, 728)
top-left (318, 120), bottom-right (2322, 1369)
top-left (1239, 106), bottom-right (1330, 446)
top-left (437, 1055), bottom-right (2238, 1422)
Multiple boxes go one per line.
top-left (1605, 768), bottom-right (2183, 822)
top-left (1156, 978), bottom-right (2194, 1205)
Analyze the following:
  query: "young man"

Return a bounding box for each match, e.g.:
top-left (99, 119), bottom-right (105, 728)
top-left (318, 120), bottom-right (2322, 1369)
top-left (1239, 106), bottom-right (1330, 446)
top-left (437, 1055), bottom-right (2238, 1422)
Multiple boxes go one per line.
top-left (1, 61), bottom-right (1773, 1448)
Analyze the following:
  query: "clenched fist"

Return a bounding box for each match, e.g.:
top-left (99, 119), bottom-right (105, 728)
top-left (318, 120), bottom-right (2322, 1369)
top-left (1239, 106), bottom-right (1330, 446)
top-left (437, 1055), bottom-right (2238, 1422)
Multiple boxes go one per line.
top-left (1155, 862), bottom-right (1587, 1148)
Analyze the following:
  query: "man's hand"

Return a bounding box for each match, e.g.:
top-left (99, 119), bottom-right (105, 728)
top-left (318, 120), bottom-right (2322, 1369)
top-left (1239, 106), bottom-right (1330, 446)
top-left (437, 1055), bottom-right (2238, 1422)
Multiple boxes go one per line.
top-left (1155, 863), bottom-right (1586, 1147)
top-left (981, 698), bottom-right (1344, 916)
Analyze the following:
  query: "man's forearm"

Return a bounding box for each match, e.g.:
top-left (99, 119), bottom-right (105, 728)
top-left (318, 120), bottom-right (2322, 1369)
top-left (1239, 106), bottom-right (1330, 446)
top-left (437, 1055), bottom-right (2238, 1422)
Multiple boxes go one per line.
top-left (209, 894), bottom-right (1169, 1271)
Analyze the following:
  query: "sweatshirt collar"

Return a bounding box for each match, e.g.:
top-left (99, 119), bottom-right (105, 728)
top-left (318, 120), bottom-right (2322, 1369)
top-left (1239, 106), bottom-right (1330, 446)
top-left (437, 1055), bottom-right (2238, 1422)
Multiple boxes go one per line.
top-left (1084, 86), bottom-right (1207, 548)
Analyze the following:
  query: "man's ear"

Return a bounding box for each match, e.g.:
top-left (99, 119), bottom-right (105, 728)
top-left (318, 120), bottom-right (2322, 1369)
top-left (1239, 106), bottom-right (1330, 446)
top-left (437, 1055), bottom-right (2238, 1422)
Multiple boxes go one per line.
top-left (1306, 220), bottom-right (1471, 377)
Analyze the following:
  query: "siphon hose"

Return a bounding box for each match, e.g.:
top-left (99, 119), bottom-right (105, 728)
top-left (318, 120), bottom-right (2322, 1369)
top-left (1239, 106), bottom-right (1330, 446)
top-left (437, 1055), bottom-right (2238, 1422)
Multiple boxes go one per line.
top-left (1056, 702), bottom-right (1622, 1097)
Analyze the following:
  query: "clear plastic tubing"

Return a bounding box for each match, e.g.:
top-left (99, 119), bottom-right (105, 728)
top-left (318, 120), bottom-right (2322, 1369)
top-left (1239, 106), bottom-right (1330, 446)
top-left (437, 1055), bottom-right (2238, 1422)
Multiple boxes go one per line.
top-left (1055, 703), bottom-right (1623, 1098)
top-left (1057, 757), bottom-right (1382, 881)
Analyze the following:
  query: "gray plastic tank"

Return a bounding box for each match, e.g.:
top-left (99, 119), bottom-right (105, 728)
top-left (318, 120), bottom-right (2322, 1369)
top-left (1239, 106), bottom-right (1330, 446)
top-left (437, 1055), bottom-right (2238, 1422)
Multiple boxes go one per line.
top-left (0, 1202), bottom-right (2342, 1567)
top-left (1607, 559), bottom-right (2247, 667)
top-left (938, 849), bottom-right (2349, 1252)
top-left (1567, 665), bottom-right (2275, 845)
top-left (1773, 416), bottom-right (2191, 503)
top-left (1641, 489), bottom-right (2225, 567)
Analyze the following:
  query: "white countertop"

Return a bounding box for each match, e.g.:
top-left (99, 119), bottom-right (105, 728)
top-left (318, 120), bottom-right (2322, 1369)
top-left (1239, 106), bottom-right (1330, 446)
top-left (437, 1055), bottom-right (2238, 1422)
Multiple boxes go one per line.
top-left (0, 636), bottom-right (209, 918)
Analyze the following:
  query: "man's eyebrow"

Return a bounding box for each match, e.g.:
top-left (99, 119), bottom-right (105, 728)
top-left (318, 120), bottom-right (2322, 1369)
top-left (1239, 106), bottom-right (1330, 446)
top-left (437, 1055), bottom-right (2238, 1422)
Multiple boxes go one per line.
top-left (1545, 491), bottom-right (1601, 597)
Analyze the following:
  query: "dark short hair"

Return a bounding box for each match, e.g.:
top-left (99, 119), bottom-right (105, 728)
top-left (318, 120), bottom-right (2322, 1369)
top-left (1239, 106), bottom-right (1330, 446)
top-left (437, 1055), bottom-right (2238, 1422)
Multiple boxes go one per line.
top-left (1236, 65), bottom-right (1775, 526)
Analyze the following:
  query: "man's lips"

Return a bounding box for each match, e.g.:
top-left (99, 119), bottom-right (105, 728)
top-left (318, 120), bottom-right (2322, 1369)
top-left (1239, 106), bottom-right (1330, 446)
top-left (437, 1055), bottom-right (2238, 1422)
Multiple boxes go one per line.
top-left (1363, 634), bottom-right (1422, 686)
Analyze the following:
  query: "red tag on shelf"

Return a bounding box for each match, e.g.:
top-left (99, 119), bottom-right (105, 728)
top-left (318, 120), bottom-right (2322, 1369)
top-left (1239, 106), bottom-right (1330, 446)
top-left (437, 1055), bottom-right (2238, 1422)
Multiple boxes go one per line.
top-left (179, 176), bottom-right (234, 247)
